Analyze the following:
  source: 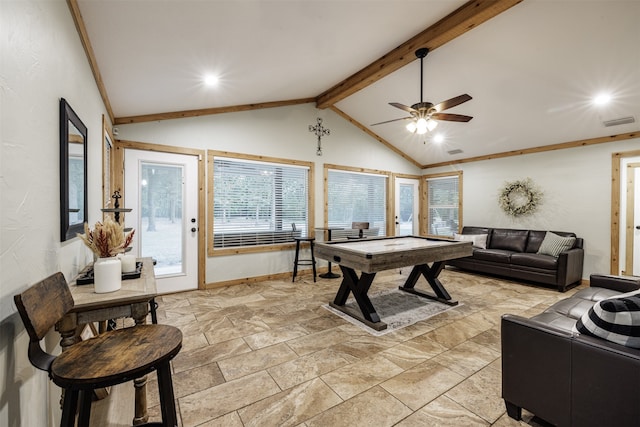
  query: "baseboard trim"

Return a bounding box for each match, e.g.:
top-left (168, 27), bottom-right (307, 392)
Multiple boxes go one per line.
top-left (204, 267), bottom-right (327, 290)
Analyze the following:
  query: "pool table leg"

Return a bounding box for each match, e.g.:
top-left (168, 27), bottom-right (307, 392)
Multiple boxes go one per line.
top-left (399, 261), bottom-right (458, 306)
top-left (332, 266), bottom-right (381, 325)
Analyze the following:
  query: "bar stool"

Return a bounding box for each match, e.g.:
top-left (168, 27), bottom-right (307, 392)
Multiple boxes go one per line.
top-left (13, 272), bottom-right (182, 427)
top-left (347, 221), bottom-right (370, 239)
top-left (292, 224), bottom-right (316, 282)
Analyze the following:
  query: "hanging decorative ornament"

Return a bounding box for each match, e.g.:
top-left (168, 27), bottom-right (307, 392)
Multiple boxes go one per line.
top-left (309, 117), bottom-right (330, 156)
top-left (498, 178), bottom-right (543, 216)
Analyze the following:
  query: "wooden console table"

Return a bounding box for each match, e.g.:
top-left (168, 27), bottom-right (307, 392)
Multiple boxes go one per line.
top-left (56, 257), bottom-right (157, 425)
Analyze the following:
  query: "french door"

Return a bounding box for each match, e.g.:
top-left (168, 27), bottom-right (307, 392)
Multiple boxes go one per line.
top-left (626, 162), bottom-right (640, 275)
top-left (124, 149), bottom-right (199, 294)
top-left (394, 177), bottom-right (419, 236)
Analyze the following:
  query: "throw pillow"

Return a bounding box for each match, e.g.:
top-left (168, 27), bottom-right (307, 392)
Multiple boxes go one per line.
top-left (537, 231), bottom-right (575, 257)
top-left (575, 291), bottom-right (640, 348)
top-left (453, 233), bottom-right (488, 249)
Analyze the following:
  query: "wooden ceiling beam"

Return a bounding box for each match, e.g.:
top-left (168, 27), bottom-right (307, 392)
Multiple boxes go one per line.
top-left (329, 106), bottom-right (422, 169)
top-left (67, 0), bottom-right (115, 123)
top-left (315, 0), bottom-right (523, 109)
top-left (114, 98), bottom-right (315, 125)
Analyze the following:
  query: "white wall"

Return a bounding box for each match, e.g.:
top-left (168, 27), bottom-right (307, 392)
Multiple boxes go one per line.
top-left (1, 1), bottom-right (109, 425)
top-left (424, 139), bottom-right (640, 278)
top-left (117, 104), bottom-right (422, 283)
top-left (1, 3), bottom-right (637, 426)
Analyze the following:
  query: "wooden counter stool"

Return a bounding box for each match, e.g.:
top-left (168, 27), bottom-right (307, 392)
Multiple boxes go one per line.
top-left (292, 224), bottom-right (316, 282)
top-left (14, 272), bottom-right (182, 427)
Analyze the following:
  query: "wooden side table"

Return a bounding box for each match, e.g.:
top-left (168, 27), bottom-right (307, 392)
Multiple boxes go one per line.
top-left (56, 257), bottom-right (157, 425)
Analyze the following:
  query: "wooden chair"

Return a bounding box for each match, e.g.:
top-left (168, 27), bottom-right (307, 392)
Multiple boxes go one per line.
top-left (14, 272), bottom-right (182, 427)
top-left (348, 221), bottom-right (370, 239)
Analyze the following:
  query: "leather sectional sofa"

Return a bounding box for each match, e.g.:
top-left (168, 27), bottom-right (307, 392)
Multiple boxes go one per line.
top-left (502, 274), bottom-right (640, 427)
top-left (446, 226), bottom-right (584, 292)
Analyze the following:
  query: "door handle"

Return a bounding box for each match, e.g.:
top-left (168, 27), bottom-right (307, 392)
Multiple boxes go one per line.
top-left (636, 225), bottom-right (640, 230)
top-left (191, 227), bottom-right (197, 233)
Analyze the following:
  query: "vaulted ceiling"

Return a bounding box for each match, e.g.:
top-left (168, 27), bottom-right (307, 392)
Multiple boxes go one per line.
top-left (75, 0), bottom-right (640, 167)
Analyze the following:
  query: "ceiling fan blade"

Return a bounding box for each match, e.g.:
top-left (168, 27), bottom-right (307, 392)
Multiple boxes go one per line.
top-left (371, 116), bottom-right (413, 126)
top-left (433, 94), bottom-right (472, 112)
top-left (431, 112), bottom-right (473, 122)
top-left (389, 102), bottom-right (417, 114)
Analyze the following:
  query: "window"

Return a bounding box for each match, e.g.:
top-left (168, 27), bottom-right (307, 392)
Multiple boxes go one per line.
top-left (425, 173), bottom-right (462, 237)
top-left (209, 153), bottom-right (312, 253)
top-left (326, 167), bottom-right (388, 236)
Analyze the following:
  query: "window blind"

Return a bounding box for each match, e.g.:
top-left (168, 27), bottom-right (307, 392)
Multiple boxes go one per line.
top-left (212, 157), bottom-right (309, 248)
top-left (426, 176), bottom-right (459, 237)
top-left (327, 169), bottom-right (386, 235)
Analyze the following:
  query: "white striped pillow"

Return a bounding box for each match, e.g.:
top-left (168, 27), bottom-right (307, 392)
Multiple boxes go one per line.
top-left (575, 290), bottom-right (640, 348)
top-left (536, 231), bottom-right (575, 257)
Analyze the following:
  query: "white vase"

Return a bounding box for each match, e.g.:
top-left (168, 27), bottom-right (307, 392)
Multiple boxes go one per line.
top-left (119, 253), bottom-right (137, 273)
top-left (94, 257), bottom-right (122, 293)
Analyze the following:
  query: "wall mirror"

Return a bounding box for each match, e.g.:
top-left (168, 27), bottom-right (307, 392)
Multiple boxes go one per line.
top-left (60, 98), bottom-right (88, 241)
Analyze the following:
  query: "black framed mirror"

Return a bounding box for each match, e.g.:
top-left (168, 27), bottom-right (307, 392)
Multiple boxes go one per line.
top-left (60, 98), bottom-right (88, 241)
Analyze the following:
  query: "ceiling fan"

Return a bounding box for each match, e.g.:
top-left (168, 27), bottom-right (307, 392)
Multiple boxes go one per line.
top-left (371, 47), bottom-right (473, 134)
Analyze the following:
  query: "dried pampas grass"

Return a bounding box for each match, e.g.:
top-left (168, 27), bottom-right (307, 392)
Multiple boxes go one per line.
top-left (78, 217), bottom-right (135, 258)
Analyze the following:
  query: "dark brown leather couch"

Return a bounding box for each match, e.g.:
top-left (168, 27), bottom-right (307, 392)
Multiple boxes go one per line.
top-left (502, 274), bottom-right (640, 427)
top-left (446, 226), bottom-right (584, 291)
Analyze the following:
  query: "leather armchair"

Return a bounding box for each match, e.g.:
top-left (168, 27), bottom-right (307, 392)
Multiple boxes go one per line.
top-left (501, 274), bottom-right (640, 427)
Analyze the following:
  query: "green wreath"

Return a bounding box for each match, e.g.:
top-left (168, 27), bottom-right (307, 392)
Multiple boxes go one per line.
top-left (498, 178), bottom-right (543, 216)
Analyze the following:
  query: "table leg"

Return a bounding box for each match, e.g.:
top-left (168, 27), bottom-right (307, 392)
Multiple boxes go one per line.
top-left (319, 261), bottom-right (341, 279)
top-left (399, 261), bottom-right (458, 305)
top-left (329, 266), bottom-right (387, 330)
top-left (56, 313), bottom-right (79, 410)
top-left (132, 302), bottom-right (150, 425)
top-left (319, 229), bottom-right (340, 279)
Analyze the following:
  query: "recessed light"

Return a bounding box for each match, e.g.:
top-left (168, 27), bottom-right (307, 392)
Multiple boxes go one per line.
top-left (433, 133), bottom-right (444, 144)
top-left (204, 74), bottom-right (219, 86)
top-left (593, 93), bottom-right (612, 106)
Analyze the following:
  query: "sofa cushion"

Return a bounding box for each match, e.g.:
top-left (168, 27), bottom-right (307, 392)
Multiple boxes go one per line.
top-left (525, 230), bottom-right (547, 253)
top-left (461, 226), bottom-right (490, 236)
top-left (537, 232), bottom-right (576, 257)
top-left (545, 297), bottom-right (597, 320)
top-left (575, 290), bottom-right (640, 348)
top-left (472, 249), bottom-right (512, 263)
top-left (530, 311), bottom-right (583, 332)
top-left (453, 233), bottom-right (488, 249)
top-left (489, 229), bottom-right (528, 252)
top-left (510, 252), bottom-right (558, 269)
top-left (573, 287), bottom-right (622, 302)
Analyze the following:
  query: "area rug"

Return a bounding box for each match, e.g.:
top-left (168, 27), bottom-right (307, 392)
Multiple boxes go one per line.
top-left (322, 288), bottom-right (461, 336)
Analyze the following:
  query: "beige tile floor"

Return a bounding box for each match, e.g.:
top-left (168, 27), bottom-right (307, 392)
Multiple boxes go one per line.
top-left (94, 268), bottom-right (577, 426)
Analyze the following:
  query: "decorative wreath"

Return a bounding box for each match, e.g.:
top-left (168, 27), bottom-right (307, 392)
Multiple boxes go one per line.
top-left (498, 178), bottom-right (543, 216)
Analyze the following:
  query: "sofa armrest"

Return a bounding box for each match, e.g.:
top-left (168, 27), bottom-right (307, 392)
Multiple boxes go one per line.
top-left (556, 247), bottom-right (584, 290)
top-left (589, 274), bottom-right (640, 293)
top-left (571, 334), bottom-right (640, 426)
top-left (501, 314), bottom-right (572, 426)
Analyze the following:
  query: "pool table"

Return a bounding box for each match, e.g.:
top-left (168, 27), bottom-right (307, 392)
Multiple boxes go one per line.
top-left (314, 236), bottom-right (472, 330)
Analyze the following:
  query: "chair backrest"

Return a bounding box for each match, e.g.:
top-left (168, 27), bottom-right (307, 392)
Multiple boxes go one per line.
top-left (351, 222), bottom-right (370, 230)
top-left (351, 222), bottom-right (370, 238)
top-left (14, 272), bottom-right (74, 370)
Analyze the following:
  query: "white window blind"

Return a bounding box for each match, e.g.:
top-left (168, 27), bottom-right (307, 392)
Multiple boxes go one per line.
top-left (327, 169), bottom-right (386, 236)
top-left (426, 176), bottom-right (459, 237)
top-left (212, 157), bottom-right (309, 248)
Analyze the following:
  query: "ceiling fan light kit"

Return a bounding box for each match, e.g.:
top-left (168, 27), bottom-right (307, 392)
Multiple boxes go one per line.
top-left (406, 117), bottom-right (437, 134)
top-left (372, 47), bottom-right (473, 135)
